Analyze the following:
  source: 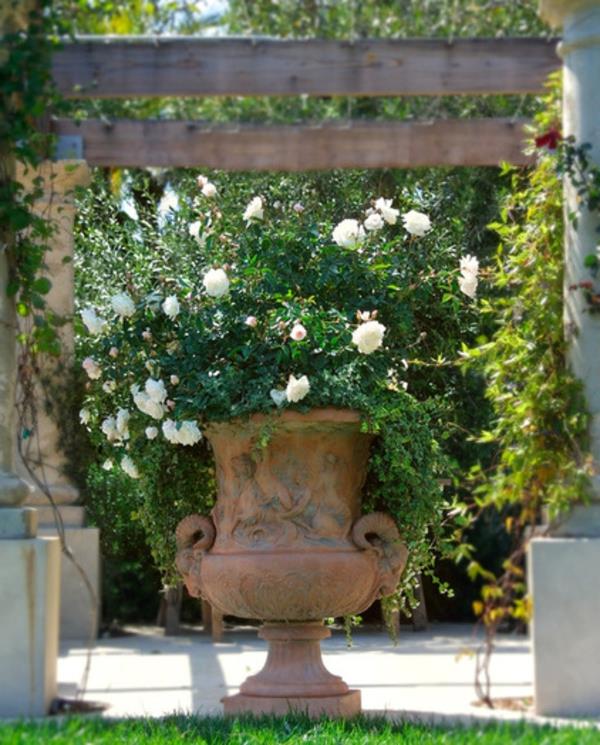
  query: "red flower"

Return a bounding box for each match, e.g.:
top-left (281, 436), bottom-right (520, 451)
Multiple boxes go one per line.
top-left (535, 128), bottom-right (562, 150)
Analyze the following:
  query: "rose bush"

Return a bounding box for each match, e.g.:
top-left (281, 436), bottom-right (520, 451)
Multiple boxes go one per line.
top-left (76, 176), bottom-right (485, 609)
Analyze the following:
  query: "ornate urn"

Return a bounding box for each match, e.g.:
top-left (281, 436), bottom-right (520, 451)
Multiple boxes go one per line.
top-left (175, 408), bottom-right (407, 717)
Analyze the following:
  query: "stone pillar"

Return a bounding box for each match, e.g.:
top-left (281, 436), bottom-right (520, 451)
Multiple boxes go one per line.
top-left (529, 0), bottom-right (600, 717)
top-left (0, 0), bottom-right (61, 717)
top-left (16, 161), bottom-right (100, 642)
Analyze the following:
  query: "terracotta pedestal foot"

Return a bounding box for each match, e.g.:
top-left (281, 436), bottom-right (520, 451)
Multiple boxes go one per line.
top-left (222, 622), bottom-right (361, 718)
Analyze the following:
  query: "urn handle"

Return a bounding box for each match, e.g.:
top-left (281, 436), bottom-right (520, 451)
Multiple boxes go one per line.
top-left (351, 512), bottom-right (408, 597)
top-left (175, 514), bottom-right (216, 598)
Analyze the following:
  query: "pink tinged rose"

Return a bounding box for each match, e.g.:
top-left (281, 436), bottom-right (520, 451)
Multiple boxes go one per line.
top-left (202, 181), bottom-right (217, 198)
top-left (109, 346), bottom-right (119, 358)
top-left (82, 357), bottom-right (101, 380)
top-left (245, 316), bottom-right (258, 328)
top-left (290, 323), bottom-right (307, 341)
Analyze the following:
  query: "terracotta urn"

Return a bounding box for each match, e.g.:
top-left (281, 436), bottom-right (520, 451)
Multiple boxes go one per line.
top-left (175, 408), bottom-right (408, 717)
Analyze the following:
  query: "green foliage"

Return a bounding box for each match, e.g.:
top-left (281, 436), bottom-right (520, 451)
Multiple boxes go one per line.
top-left (0, 1), bottom-right (71, 356)
top-left (85, 464), bottom-right (162, 623)
top-left (226, 0), bottom-right (546, 39)
top-left (459, 75), bottom-right (593, 639)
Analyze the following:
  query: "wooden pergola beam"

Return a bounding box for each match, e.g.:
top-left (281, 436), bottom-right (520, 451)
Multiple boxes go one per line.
top-left (52, 36), bottom-right (559, 99)
top-left (53, 118), bottom-right (532, 170)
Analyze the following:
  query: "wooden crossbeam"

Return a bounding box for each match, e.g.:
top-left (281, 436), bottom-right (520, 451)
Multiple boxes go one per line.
top-left (53, 118), bottom-right (532, 170)
top-left (52, 37), bottom-right (559, 99)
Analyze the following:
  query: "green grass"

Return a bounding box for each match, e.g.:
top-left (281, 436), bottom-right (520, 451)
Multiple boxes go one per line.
top-left (0, 715), bottom-right (599, 744)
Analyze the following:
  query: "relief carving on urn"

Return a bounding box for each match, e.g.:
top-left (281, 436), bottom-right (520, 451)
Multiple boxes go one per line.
top-left (175, 408), bottom-right (408, 716)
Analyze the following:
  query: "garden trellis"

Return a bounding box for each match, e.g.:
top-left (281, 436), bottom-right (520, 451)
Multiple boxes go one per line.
top-left (49, 36), bottom-right (559, 169)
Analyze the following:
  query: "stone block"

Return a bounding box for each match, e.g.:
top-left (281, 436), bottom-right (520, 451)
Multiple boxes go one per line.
top-left (0, 536), bottom-right (60, 718)
top-left (35, 505), bottom-right (85, 528)
top-left (0, 507), bottom-right (37, 538)
top-left (529, 536), bottom-right (600, 717)
top-left (39, 526), bottom-right (100, 641)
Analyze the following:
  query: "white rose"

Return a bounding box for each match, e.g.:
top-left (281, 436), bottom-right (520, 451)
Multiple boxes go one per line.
top-left (79, 408), bottom-right (91, 425)
top-left (332, 219), bottom-right (365, 248)
top-left (121, 455), bottom-right (139, 479)
top-left (101, 459), bottom-right (113, 471)
top-left (460, 254), bottom-right (479, 279)
top-left (110, 292), bottom-right (136, 318)
top-left (101, 416), bottom-right (118, 442)
top-left (82, 357), bottom-right (101, 380)
top-left (102, 380), bottom-right (116, 394)
top-left (402, 209), bottom-right (431, 237)
top-left (109, 346), bottom-right (119, 358)
top-left (290, 323), bottom-right (307, 341)
top-left (188, 221), bottom-right (206, 246)
top-left (162, 418), bottom-right (179, 444)
top-left (145, 378), bottom-right (167, 404)
top-left (162, 295), bottom-right (180, 319)
top-left (132, 386), bottom-right (165, 420)
top-left (293, 202), bottom-right (305, 214)
top-left (352, 320), bottom-right (386, 355)
top-left (145, 426), bottom-right (158, 440)
top-left (202, 181), bottom-right (217, 198)
top-left (203, 268), bottom-right (230, 298)
top-left (375, 197), bottom-right (400, 226)
top-left (170, 375), bottom-right (179, 385)
top-left (459, 273), bottom-right (478, 299)
top-left (197, 175), bottom-right (208, 188)
top-left (364, 212), bottom-right (384, 232)
top-left (245, 315), bottom-right (258, 328)
top-left (176, 420), bottom-right (203, 446)
top-left (81, 308), bottom-right (107, 336)
top-left (243, 196), bottom-right (264, 222)
top-left (286, 374), bottom-right (310, 403)
top-left (116, 408), bottom-right (130, 438)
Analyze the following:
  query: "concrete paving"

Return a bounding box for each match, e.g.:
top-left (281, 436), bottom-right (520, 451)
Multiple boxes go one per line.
top-left (56, 622), bottom-right (556, 724)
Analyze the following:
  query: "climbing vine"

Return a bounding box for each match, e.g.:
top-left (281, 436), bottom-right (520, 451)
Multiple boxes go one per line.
top-left (0, 0), bottom-right (70, 355)
top-left (459, 74), bottom-right (596, 706)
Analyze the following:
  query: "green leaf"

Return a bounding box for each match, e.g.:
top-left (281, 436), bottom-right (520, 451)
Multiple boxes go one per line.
top-left (32, 277), bottom-right (52, 295)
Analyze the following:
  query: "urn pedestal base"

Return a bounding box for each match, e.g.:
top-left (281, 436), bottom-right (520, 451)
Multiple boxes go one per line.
top-left (222, 622), bottom-right (361, 718)
top-left (223, 691), bottom-right (361, 718)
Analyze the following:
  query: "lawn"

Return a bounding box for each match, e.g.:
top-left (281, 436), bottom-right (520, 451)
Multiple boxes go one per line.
top-left (0, 716), bottom-right (599, 744)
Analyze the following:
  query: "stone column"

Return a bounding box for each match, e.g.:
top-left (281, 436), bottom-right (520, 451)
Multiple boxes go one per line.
top-left (16, 160), bottom-right (100, 642)
top-left (0, 0), bottom-right (61, 717)
top-left (15, 161), bottom-right (90, 511)
top-left (529, 0), bottom-right (600, 717)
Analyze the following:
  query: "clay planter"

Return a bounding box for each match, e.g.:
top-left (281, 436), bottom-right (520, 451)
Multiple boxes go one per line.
top-left (175, 408), bottom-right (407, 717)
